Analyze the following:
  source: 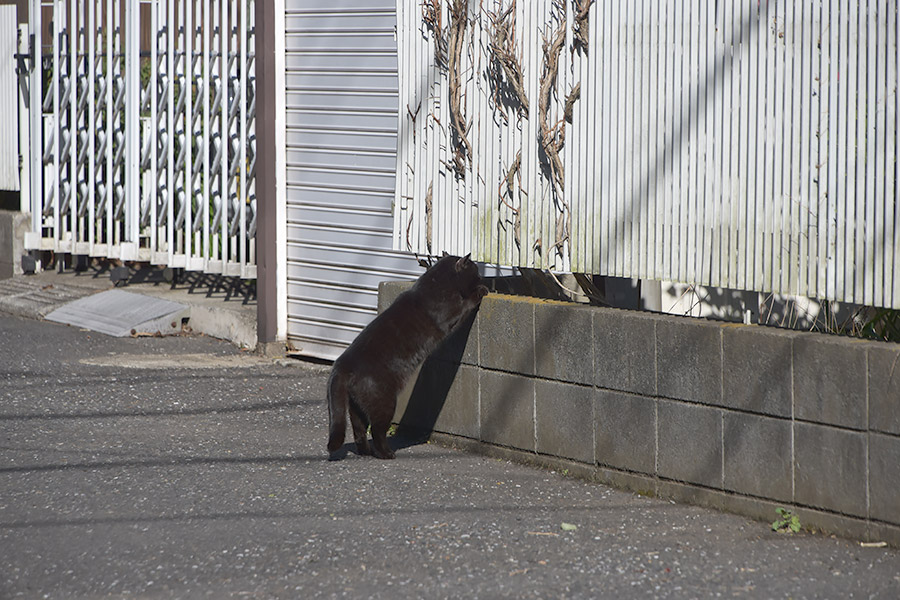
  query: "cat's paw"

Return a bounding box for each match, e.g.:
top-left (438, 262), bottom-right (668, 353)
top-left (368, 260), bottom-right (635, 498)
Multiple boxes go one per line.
top-left (475, 285), bottom-right (489, 299)
top-left (372, 447), bottom-right (396, 460)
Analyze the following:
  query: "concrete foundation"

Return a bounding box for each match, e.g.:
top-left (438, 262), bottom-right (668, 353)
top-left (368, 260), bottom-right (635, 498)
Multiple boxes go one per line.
top-left (0, 210), bottom-right (29, 279)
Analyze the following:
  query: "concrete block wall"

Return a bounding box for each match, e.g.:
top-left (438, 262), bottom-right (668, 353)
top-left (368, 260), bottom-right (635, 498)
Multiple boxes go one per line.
top-left (381, 282), bottom-right (900, 545)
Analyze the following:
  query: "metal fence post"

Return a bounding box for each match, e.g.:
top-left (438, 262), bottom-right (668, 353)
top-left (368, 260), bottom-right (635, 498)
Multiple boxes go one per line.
top-left (123, 0), bottom-right (139, 258)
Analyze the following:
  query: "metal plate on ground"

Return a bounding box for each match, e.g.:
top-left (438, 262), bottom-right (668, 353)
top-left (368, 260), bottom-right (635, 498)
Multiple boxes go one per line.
top-left (45, 289), bottom-right (190, 337)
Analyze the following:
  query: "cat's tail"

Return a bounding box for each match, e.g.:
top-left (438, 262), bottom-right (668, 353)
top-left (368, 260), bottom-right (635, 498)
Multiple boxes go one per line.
top-left (327, 370), bottom-right (348, 453)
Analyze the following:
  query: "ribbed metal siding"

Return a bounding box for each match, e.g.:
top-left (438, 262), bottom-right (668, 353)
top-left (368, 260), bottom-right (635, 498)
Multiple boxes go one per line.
top-left (284, 1), bottom-right (420, 360)
top-left (0, 6), bottom-right (19, 191)
top-left (396, 0), bottom-right (900, 311)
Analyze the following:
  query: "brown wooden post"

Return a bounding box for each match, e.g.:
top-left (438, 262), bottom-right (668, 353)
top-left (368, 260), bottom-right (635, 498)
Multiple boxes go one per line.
top-left (254, 0), bottom-right (279, 352)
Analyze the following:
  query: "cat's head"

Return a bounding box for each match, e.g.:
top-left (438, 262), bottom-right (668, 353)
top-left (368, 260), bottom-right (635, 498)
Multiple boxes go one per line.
top-left (452, 252), bottom-right (475, 274)
top-left (436, 252), bottom-right (486, 299)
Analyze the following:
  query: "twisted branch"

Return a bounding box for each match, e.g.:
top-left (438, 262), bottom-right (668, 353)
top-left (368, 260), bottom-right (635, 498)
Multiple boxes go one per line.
top-left (448, 0), bottom-right (471, 175)
top-left (538, 2), bottom-right (567, 194)
top-left (485, 0), bottom-right (529, 117)
top-left (499, 150), bottom-right (523, 248)
top-left (422, 0), bottom-right (446, 68)
top-left (572, 0), bottom-right (594, 51)
top-left (564, 82), bottom-right (581, 125)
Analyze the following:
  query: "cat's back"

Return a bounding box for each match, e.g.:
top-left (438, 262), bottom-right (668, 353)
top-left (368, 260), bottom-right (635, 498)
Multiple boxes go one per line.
top-left (333, 288), bottom-right (435, 374)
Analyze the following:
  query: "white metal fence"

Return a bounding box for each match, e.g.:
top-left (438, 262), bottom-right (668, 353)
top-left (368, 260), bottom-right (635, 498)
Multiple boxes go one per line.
top-left (395, 0), bottom-right (900, 310)
top-left (21, 0), bottom-right (257, 278)
top-left (1, 7), bottom-right (20, 192)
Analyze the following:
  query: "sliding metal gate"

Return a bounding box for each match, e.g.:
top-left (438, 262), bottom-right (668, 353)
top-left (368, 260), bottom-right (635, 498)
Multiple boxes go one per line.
top-left (21, 0), bottom-right (257, 278)
top-left (283, 1), bottom-right (421, 360)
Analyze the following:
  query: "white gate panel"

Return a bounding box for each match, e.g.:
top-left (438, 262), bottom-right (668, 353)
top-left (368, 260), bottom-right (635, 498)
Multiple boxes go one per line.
top-left (284, 1), bottom-right (421, 360)
top-left (23, 0), bottom-right (257, 278)
top-left (0, 6), bottom-right (19, 191)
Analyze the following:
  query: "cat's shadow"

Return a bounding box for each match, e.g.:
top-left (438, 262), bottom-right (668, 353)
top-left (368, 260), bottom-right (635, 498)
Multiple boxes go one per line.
top-left (393, 310), bottom-right (474, 445)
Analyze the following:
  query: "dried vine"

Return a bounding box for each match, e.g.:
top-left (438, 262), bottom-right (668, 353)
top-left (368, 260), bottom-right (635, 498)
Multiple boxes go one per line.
top-left (448, 0), bottom-right (472, 175)
top-left (564, 82), bottom-right (581, 124)
top-left (425, 181), bottom-right (434, 253)
top-left (404, 181), bottom-right (434, 254)
top-left (499, 150), bottom-right (523, 248)
top-left (572, 0), bottom-right (594, 51)
top-left (538, 1), bottom-right (568, 195)
top-left (485, 0), bottom-right (529, 117)
top-left (422, 0), bottom-right (446, 68)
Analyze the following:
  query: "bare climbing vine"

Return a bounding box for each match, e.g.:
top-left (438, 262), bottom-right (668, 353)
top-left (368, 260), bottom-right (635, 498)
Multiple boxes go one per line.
top-left (572, 0), bottom-right (594, 52)
top-left (485, 0), bottom-right (529, 118)
top-left (538, 1), bottom-right (568, 196)
top-left (448, 0), bottom-right (472, 175)
top-left (405, 181), bottom-right (434, 255)
top-left (410, 0), bottom-right (596, 261)
top-left (425, 181), bottom-right (434, 253)
top-left (422, 0), bottom-right (446, 67)
top-left (499, 150), bottom-right (523, 248)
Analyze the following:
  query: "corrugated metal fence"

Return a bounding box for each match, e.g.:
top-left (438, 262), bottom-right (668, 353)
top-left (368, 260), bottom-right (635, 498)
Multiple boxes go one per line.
top-left (22, 0), bottom-right (256, 278)
top-left (0, 6), bottom-right (20, 191)
top-left (395, 0), bottom-right (900, 310)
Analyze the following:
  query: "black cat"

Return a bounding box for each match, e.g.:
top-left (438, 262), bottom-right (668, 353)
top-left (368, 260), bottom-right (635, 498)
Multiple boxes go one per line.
top-left (327, 253), bottom-right (488, 459)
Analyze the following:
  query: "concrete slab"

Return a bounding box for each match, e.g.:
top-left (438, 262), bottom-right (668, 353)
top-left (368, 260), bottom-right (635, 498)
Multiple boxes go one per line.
top-left (45, 289), bottom-right (190, 337)
top-left (0, 277), bottom-right (103, 319)
top-left (0, 266), bottom-right (258, 349)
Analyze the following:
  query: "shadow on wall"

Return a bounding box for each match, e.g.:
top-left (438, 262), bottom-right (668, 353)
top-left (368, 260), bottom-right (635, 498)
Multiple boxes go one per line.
top-left (395, 311), bottom-right (475, 440)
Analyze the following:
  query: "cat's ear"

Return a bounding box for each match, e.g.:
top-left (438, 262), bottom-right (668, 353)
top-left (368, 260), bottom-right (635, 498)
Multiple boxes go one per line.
top-left (442, 251), bottom-right (450, 258)
top-left (455, 253), bottom-right (472, 272)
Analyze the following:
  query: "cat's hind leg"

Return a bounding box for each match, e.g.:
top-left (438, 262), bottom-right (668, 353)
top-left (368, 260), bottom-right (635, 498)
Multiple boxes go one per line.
top-left (370, 415), bottom-right (396, 460)
top-left (348, 398), bottom-right (372, 456)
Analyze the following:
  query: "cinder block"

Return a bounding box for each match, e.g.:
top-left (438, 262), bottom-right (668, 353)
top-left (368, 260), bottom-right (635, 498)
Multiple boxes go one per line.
top-left (377, 281), bottom-right (412, 314)
top-left (794, 422), bottom-right (867, 518)
top-left (793, 334), bottom-right (867, 430)
top-left (432, 309), bottom-right (479, 366)
top-left (594, 309), bottom-right (657, 396)
top-left (433, 364), bottom-right (480, 439)
top-left (595, 390), bottom-right (656, 475)
top-left (658, 400), bottom-right (723, 488)
top-left (869, 432), bottom-right (900, 526)
top-left (478, 294), bottom-right (534, 376)
top-left (868, 344), bottom-right (900, 436)
top-left (480, 369), bottom-right (535, 451)
top-left (656, 317), bottom-right (722, 405)
top-left (722, 325), bottom-right (793, 417)
top-left (723, 412), bottom-right (792, 502)
top-left (534, 301), bottom-right (593, 385)
top-left (534, 380), bottom-right (594, 464)
top-left (395, 360), bottom-right (479, 439)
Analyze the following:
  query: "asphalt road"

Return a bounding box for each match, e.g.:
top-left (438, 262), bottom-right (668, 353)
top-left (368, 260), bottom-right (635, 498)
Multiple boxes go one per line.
top-left (1, 313), bottom-right (898, 599)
